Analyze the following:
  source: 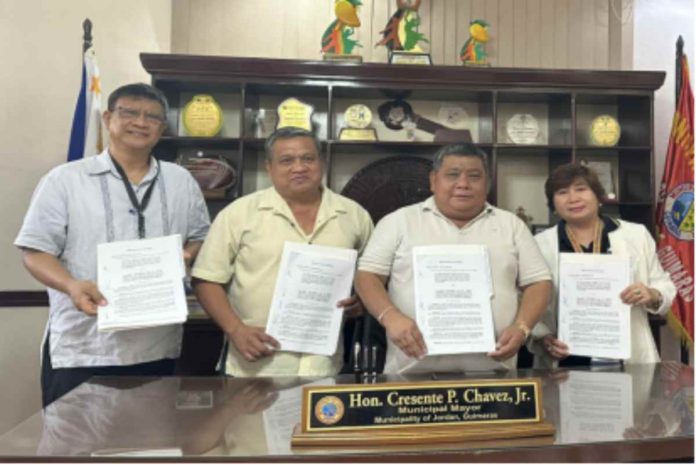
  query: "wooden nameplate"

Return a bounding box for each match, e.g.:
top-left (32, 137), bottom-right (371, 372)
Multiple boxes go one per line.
top-left (291, 378), bottom-right (555, 448)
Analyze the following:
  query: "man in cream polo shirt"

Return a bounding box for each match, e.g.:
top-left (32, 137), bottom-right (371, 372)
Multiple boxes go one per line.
top-left (191, 127), bottom-right (373, 377)
top-left (355, 143), bottom-right (552, 374)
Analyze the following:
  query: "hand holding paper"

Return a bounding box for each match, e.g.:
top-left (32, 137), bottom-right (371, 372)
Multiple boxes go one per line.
top-left (558, 253), bottom-right (631, 360)
top-left (230, 324), bottom-right (280, 362)
top-left (97, 234), bottom-right (188, 332)
top-left (265, 242), bottom-right (357, 356)
top-left (67, 280), bottom-right (107, 316)
top-left (412, 245), bottom-right (496, 356)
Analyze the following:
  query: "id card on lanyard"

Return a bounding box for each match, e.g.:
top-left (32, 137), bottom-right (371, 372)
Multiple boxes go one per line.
top-left (110, 155), bottom-right (160, 239)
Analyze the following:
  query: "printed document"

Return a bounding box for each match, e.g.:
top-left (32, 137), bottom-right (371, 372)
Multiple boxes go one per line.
top-left (413, 245), bottom-right (496, 355)
top-left (558, 253), bottom-right (631, 359)
top-left (97, 234), bottom-right (187, 332)
top-left (266, 242), bottom-right (357, 356)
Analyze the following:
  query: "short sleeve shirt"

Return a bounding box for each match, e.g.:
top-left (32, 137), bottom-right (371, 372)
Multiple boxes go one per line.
top-left (15, 149), bottom-right (210, 368)
top-left (358, 197), bottom-right (551, 373)
top-left (191, 186), bottom-right (374, 377)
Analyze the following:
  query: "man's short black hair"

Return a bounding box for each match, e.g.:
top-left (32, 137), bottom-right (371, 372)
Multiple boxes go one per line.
top-left (107, 83), bottom-right (169, 116)
top-left (264, 127), bottom-right (322, 161)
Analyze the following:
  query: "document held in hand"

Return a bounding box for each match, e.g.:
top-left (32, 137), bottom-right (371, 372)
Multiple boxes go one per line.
top-left (97, 234), bottom-right (188, 332)
top-left (558, 253), bottom-right (631, 360)
top-left (265, 242), bottom-right (357, 356)
top-left (413, 245), bottom-right (496, 355)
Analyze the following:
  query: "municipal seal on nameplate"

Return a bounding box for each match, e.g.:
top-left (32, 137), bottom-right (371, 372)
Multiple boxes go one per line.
top-left (315, 395), bottom-right (346, 425)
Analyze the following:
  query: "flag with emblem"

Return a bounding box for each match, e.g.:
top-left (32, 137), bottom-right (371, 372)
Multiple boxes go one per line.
top-left (655, 53), bottom-right (694, 345)
top-left (67, 46), bottom-right (102, 161)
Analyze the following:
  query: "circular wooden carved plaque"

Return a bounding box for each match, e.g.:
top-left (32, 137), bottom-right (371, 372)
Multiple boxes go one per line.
top-left (341, 156), bottom-right (433, 224)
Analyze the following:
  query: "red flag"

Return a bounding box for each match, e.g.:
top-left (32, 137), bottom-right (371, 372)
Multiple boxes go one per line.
top-left (656, 54), bottom-right (695, 346)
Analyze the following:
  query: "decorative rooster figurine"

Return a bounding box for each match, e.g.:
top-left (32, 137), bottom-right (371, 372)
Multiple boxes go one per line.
top-left (376, 0), bottom-right (428, 52)
top-left (321, 0), bottom-right (362, 56)
top-left (460, 19), bottom-right (489, 65)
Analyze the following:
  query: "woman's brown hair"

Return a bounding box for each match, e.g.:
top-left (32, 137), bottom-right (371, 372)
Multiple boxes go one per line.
top-left (545, 163), bottom-right (607, 211)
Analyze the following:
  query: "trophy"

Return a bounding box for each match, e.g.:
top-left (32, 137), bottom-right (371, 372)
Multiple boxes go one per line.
top-left (515, 206), bottom-right (534, 230)
top-left (376, 0), bottom-right (431, 65)
top-left (276, 98), bottom-right (314, 132)
top-left (339, 104), bottom-right (377, 140)
top-left (182, 94), bottom-right (223, 137)
top-left (252, 108), bottom-right (278, 138)
top-left (377, 99), bottom-right (472, 143)
top-left (460, 20), bottom-right (490, 66)
top-left (321, 0), bottom-right (363, 63)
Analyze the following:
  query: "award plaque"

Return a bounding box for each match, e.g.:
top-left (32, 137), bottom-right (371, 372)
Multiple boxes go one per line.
top-left (589, 114), bottom-right (621, 146)
top-left (506, 114), bottom-right (540, 144)
top-left (277, 98), bottom-right (314, 132)
top-left (339, 104), bottom-right (378, 140)
top-left (182, 94), bottom-right (223, 137)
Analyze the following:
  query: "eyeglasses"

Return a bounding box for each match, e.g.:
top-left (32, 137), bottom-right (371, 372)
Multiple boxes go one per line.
top-left (113, 106), bottom-right (166, 126)
top-left (275, 154), bottom-right (319, 167)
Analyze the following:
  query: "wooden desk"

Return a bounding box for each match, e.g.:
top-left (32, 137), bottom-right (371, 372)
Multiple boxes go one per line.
top-left (0, 362), bottom-right (692, 462)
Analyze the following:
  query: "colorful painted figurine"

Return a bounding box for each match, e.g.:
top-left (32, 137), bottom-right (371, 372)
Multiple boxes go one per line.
top-left (322, 0), bottom-right (362, 56)
top-left (460, 19), bottom-right (489, 65)
top-left (376, 0), bottom-right (428, 52)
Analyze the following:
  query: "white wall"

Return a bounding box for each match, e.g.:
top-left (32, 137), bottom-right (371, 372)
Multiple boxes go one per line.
top-left (0, 0), bottom-right (171, 435)
top-left (633, 0), bottom-right (695, 197)
top-left (633, 0), bottom-right (695, 364)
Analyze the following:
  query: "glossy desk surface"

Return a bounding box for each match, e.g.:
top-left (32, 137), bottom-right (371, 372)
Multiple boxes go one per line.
top-left (0, 362), bottom-right (692, 462)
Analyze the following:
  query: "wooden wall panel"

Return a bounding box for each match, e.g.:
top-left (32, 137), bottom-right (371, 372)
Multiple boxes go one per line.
top-left (526, 0), bottom-right (541, 68)
top-left (594, 0), bottom-right (610, 69)
top-left (484, 0), bottom-right (499, 67)
top-left (455, 0), bottom-right (472, 65)
top-left (172, 0), bottom-right (630, 70)
top-left (497, 0), bottom-right (514, 67)
top-left (553, 0), bottom-right (569, 68)
top-left (513, 0), bottom-right (527, 67)
top-left (443, 0), bottom-right (458, 65)
top-left (539, 0), bottom-right (555, 68)
top-left (431, 0), bottom-right (445, 64)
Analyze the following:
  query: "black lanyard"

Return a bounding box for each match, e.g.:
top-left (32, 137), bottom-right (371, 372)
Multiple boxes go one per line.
top-left (110, 155), bottom-right (160, 239)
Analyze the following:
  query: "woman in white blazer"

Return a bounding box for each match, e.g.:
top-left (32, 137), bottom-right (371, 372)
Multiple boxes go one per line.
top-left (530, 164), bottom-right (676, 368)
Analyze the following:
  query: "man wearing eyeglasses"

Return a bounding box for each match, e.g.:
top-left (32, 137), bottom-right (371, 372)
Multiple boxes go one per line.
top-left (15, 83), bottom-right (210, 406)
top-left (191, 127), bottom-right (373, 377)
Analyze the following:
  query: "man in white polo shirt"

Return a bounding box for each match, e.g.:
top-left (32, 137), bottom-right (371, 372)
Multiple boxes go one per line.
top-left (192, 127), bottom-right (373, 377)
top-left (16, 83), bottom-right (210, 406)
top-left (355, 143), bottom-right (552, 374)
